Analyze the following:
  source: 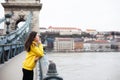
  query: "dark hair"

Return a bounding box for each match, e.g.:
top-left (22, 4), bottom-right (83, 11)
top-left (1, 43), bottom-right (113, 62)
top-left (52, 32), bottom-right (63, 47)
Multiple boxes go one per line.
top-left (24, 31), bottom-right (37, 52)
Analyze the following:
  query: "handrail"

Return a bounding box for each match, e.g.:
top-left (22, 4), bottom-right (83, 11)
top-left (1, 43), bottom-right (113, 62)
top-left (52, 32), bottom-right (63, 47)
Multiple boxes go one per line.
top-left (0, 12), bottom-right (32, 63)
top-left (38, 52), bottom-right (63, 80)
top-left (38, 54), bottom-right (49, 80)
top-left (0, 43), bottom-right (24, 64)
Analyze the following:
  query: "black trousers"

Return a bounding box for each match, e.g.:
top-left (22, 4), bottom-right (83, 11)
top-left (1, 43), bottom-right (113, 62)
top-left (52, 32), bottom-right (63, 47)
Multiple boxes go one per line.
top-left (22, 68), bottom-right (34, 80)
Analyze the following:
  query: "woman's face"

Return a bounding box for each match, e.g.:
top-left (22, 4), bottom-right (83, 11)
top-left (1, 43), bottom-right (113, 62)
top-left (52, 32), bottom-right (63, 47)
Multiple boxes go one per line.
top-left (34, 33), bottom-right (40, 42)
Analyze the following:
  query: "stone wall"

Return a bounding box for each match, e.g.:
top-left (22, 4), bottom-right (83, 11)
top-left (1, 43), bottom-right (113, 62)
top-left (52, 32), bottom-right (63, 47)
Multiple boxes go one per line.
top-left (2, 1), bottom-right (42, 33)
top-left (6, 0), bottom-right (40, 3)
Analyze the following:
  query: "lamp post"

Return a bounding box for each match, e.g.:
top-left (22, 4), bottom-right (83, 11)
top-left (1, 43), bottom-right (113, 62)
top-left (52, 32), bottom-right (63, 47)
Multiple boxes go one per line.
top-left (5, 14), bottom-right (11, 34)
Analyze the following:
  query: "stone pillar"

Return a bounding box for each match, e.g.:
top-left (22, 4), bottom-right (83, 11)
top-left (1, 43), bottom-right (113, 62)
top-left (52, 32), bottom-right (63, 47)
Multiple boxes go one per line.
top-left (31, 11), bottom-right (40, 32)
top-left (2, 0), bottom-right (42, 33)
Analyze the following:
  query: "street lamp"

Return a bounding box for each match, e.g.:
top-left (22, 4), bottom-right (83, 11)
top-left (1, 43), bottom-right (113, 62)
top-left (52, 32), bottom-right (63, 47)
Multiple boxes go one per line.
top-left (5, 14), bottom-right (11, 34)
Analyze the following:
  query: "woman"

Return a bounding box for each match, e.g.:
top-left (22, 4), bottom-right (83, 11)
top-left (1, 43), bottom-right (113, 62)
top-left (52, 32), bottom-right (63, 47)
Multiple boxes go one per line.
top-left (22, 31), bottom-right (44, 80)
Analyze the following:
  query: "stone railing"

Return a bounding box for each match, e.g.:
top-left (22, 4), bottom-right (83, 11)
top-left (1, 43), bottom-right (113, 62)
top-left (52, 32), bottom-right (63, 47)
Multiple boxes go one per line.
top-left (37, 52), bottom-right (63, 80)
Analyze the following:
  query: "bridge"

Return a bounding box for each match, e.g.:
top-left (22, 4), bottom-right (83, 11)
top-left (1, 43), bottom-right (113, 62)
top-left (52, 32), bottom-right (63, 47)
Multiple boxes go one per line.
top-left (0, 14), bottom-right (63, 80)
top-left (0, 0), bottom-right (63, 80)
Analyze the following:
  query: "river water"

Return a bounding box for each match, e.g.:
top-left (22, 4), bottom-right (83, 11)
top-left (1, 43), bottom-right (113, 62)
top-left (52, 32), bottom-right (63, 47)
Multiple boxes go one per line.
top-left (46, 52), bottom-right (120, 80)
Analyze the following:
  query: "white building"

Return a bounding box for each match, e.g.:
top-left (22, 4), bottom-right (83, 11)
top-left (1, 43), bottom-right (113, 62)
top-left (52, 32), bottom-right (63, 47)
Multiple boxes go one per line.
top-left (91, 40), bottom-right (111, 52)
top-left (84, 43), bottom-right (91, 51)
top-left (84, 40), bottom-right (111, 52)
top-left (48, 26), bottom-right (82, 35)
top-left (86, 29), bottom-right (97, 35)
top-left (54, 37), bottom-right (74, 52)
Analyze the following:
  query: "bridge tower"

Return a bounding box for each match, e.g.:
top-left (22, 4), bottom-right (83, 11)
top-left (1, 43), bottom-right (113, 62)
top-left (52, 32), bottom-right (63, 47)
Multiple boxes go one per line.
top-left (1, 0), bottom-right (42, 33)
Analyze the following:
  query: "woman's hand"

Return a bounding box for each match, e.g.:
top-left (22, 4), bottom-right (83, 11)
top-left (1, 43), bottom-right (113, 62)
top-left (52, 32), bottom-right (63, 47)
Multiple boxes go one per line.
top-left (34, 56), bottom-right (40, 62)
top-left (38, 40), bottom-right (41, 44)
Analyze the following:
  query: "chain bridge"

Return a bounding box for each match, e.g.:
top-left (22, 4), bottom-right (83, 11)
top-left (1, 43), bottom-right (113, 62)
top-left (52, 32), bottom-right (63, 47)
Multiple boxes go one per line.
top-left (0, 0), bottom-right (63, 80)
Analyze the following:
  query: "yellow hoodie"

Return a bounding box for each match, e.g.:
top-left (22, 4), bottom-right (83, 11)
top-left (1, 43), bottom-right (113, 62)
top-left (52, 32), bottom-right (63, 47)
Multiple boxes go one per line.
top-left (22, 41), bottom-right (44, 70)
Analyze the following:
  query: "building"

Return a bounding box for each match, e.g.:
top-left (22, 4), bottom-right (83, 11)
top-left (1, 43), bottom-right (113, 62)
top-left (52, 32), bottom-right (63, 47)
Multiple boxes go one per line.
top-left (54, 37), bottom-right (74, 52)
top-left (83, 40), bottom-right (93, 51)
top-left (48, 26), bottom-right (82, 35)
top-left (86, 29), bottom-right (97, 35)
top-left (39, 27), bottom-right (48, 33)
top-left (91, 40), bottom-right (111, 51)
top-left (74, 38), bottom-right (84, 51)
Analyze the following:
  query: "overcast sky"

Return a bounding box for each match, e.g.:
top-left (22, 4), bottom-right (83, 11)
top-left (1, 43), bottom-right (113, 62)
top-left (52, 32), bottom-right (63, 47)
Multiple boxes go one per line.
top-left (40, 0), bottom-right (120, 31)
top-left (1, 0), bottom-right (120, 31)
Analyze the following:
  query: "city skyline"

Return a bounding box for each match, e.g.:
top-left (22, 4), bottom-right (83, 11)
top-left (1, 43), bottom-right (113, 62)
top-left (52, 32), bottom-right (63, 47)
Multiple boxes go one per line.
top-left (1, 0), bottom-right (120, 31)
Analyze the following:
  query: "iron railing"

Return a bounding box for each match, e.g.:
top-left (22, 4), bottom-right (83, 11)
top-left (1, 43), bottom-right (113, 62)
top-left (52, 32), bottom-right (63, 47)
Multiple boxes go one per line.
top-left (0, 11), bottom-right (32, 44)
top-left (0, 43), bottom-right (24, 64)
top-left (0, 11), bottom-right (32, 63)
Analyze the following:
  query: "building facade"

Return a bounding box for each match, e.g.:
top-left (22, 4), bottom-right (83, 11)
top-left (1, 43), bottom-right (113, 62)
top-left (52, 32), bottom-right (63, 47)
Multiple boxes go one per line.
top-left (54, 38), bottom-right (74, 52)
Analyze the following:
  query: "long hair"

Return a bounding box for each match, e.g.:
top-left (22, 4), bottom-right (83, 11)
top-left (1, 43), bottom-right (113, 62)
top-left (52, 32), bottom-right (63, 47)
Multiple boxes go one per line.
top-left (24, 31), bottom-right (37, 52)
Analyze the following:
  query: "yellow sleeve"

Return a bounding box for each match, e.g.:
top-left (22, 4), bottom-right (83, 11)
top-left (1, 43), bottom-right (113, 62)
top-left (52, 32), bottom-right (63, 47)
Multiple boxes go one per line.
top-left (30, 44), bottom-right (44, 57)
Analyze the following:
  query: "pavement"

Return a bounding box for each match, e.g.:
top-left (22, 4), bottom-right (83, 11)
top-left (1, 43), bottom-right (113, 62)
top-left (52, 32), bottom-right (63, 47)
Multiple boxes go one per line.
top-left (0, 51), bottom-right (43, 80)
top-left (0, 52), bottom-right (25, 80)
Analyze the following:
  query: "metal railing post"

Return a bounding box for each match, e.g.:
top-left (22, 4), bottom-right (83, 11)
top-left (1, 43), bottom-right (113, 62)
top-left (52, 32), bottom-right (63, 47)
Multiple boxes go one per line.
top-left (43, 61), bottom-right (63, 80)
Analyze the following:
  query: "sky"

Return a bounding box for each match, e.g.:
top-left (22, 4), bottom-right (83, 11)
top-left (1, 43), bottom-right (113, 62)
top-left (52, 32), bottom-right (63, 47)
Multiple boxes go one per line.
top-left (0, 0), bottom-right (120, 31)
top-left (40, 0), bottom-right (120, 31)
top-left (0, 1), bottom-right (4, 29)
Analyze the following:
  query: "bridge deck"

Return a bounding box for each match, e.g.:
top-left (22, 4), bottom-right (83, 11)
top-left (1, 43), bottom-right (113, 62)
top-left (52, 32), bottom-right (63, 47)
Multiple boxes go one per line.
top-left (0, 52), bottom-right (25, 80)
